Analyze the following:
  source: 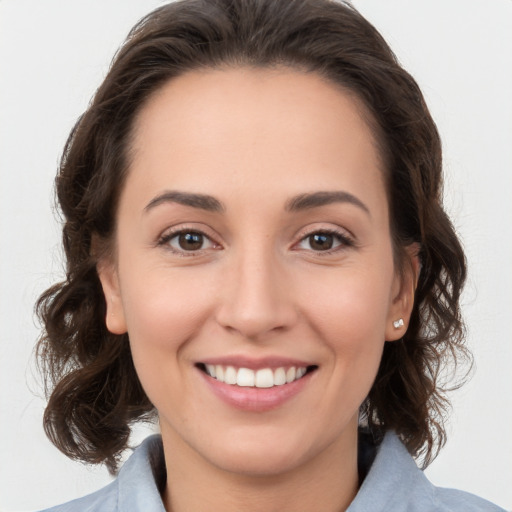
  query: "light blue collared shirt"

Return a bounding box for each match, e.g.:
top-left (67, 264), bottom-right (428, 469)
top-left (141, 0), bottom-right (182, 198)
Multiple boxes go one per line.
top-left (39, 432), bottom-right (505, 511)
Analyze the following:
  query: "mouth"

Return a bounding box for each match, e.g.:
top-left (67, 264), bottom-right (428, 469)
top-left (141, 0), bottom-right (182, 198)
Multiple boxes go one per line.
top-left (196, 363), bottom-right (318, 389)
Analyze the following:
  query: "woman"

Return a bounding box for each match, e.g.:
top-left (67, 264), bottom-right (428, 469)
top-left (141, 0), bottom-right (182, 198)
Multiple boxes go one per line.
top-left (32, 0), bottom-right (504, 510)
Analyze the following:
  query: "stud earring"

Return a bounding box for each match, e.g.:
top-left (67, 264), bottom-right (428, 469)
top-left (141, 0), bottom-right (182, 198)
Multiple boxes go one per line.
top-left (393, 318), bottom-right (404, 329)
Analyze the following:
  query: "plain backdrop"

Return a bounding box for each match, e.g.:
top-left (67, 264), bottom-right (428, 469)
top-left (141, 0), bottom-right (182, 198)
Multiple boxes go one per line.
top-left (1, 1), bottom-right (511, 511)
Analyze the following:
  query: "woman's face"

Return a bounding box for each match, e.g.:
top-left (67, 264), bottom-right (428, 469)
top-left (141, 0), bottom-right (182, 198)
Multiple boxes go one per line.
top-left (99, 68), bottom-right (415, 476)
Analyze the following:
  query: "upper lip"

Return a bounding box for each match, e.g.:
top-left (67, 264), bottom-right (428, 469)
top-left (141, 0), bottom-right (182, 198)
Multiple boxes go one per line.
top-left (197, 356), bottom-right (316, 370)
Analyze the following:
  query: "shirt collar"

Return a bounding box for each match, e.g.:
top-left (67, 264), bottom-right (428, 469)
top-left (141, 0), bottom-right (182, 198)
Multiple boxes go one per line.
top-left (116, 431), bottom-right (433, 512)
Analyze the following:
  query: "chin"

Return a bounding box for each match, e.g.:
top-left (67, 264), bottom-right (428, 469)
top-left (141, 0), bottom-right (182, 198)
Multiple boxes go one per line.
top-left (209, 442), bottom-right (307, 477)
top-left (197, 420), bottom-right (344, 478)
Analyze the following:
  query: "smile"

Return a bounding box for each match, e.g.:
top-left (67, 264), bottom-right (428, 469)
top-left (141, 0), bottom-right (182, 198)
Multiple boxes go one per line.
top-left (202, 364), bottom-right (312, 388)
top-left (196, 360), bottom-right (318, 411)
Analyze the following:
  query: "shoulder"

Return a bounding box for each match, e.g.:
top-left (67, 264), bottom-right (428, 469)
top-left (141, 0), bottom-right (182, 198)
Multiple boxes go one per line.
top-left (433, 486), bottom-right (505, 512)
top-left (37, 435), bottom-right (166, 512)
top-left (349, 431), bottom-right (505, 512)
top-left (38, 481), bottom-right (118, 512)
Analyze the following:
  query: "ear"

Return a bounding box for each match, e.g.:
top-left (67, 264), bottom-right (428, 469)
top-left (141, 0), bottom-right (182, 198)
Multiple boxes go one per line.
top-left (385, 243), bottom-right (421, 342)
top-left (96, 257), bottom-right (127, 335)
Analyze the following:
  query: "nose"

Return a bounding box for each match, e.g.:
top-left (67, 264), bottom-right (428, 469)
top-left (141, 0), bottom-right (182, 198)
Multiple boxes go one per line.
top-left (215, 248), bottom-right (298, 340)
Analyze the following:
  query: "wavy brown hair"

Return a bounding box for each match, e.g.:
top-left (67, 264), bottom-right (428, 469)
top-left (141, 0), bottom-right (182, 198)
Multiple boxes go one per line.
top-left (36, 0), bottom-right (468, 473)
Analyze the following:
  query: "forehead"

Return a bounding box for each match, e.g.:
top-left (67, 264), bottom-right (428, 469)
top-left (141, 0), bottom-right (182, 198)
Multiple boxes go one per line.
top-left (127, 67), bottom-right (386, 210)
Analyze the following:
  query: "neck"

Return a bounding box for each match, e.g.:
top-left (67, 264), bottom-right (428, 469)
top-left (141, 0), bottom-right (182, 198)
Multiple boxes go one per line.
top-left (161, 424), bottom-right (359, 512)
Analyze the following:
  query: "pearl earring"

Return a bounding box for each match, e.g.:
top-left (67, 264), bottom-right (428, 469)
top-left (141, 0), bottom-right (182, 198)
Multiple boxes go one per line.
top-left (393, 318), bottom-right (404, 329)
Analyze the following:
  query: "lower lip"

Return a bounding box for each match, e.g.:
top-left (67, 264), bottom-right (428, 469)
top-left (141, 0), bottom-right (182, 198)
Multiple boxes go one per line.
top-left (198, 369), bottom-right (313, 412)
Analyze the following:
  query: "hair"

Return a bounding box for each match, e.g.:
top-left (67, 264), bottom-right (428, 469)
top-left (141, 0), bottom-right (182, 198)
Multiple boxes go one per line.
top-left (36, 0), bottom-right (468, 473)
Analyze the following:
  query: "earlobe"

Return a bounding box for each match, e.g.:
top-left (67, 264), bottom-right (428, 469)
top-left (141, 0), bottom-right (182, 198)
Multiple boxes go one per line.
top-left (385, 243), bottom-right (421, 342)
top-left (97, 259), bottom-right (127, 335)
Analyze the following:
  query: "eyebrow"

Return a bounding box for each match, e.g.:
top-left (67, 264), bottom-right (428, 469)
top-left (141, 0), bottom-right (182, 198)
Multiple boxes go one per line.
top-left (144, 189), bottom-right (369, 216)
top-left (285, 191), bottom-right (370, 215)
top-left (144, 191), bottom-right (225, 213)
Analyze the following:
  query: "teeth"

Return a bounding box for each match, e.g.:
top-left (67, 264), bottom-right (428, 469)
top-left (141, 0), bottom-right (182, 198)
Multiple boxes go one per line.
top-left (203, 365), bottom-right (310, 388)
top-left (237, 368), bottom-right (255, 387)
top-left (274, 367), bottom-right (286, 386)
top-left (224, 365), bottom-right (237, 385)
top-left (255, 368), bottom-right (274, 388)
top-left (215, 365), bottom-right (224, 382)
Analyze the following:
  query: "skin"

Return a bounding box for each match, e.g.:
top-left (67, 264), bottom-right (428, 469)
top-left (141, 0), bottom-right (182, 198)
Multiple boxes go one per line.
top-left (98, 67), bottom-right (418, 512)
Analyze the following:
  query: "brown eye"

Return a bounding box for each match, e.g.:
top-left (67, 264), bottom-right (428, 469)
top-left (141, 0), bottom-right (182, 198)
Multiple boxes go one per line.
top-left (296, 230), bottom-right (352, 253)
top-left (177, 232), bottom-right (204, 250)
top-left (308, 233), bottom-right (334, 251)
top-left (165, 231), bottom-right (215, 252)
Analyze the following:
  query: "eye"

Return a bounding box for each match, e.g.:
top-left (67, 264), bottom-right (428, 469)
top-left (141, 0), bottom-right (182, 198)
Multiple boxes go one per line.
top-left (296, 230), bottom-right (353, 252)
top-left (160, 230), bottom-right (218, 253)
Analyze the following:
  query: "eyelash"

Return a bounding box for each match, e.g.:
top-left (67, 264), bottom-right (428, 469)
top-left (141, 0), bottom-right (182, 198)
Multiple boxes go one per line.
top-left (293, 228), bottom-right (355, 255)
top-left (157, 226), bottom-right (219, 257)
top-left (157, 227), bottom-right (355, 256)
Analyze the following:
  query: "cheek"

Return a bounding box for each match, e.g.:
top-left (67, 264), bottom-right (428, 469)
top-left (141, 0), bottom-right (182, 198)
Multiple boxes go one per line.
top-left (295, 260), bottom-right (394, 389)
top-left (297, 263), bottom-right (394, 338)
top-left (118, 265), bottom-right (216, 372)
